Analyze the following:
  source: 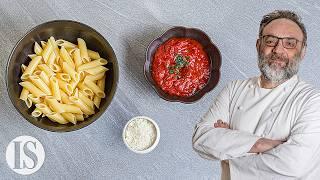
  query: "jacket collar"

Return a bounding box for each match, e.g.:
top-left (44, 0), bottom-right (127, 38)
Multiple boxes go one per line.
top-left (255, 74), bottom-right (299, 91)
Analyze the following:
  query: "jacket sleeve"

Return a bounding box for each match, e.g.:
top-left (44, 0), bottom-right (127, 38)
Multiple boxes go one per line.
top-left (192, 82), bottom-right (260, 160)
top-left (229, 93), bottom-right (320, 178)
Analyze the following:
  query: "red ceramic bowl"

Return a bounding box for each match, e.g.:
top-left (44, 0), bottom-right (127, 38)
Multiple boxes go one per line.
top-left (144, 26), bottom-right (221, 103)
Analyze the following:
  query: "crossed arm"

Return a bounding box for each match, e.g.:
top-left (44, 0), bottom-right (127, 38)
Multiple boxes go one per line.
top-left (214, 120), bottom-right (284, 153)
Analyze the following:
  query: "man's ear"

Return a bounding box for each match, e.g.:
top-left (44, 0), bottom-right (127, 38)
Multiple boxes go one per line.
top-left (256, 39), bottom-right (261, 53)
top-left (300, 45), bottom-right (307, 60)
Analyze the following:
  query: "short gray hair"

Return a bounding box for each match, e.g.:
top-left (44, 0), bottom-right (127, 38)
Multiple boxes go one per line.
top-left (259, 10), bottom-right (307, 46)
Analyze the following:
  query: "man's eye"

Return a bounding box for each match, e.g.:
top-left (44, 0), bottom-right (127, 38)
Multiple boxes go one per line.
top-left (265, 39), bottom-right (277, 45)
top-left (266, 40), bottom-right (274, 44)
top-left (285, 40), bottom-right (296, 48)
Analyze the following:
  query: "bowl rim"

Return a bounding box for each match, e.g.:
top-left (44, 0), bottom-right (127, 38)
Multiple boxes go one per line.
top-left (144, 26), bottom-right (221, 104)
top-left (5, 19), bottom-right (119, 132)
top-left (122, 116), bottom-right (160, 154)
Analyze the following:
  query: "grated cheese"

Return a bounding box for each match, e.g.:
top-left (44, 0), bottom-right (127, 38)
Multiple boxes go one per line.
top-left (124, 117), bottom-right (157, 151)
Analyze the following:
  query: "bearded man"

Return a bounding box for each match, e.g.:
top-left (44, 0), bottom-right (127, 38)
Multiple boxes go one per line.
top-left (192, 10), bottom-right (320, 180)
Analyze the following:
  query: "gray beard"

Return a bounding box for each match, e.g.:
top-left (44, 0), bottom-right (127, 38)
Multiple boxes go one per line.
top-left (258, 52), bottom-right (301, 84)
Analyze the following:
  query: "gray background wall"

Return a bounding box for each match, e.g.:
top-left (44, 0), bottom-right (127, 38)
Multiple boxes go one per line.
top-left (0, 1), bottom-right (319, 179)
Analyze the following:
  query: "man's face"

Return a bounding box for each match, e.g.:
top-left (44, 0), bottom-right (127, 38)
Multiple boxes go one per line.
top-left (257, 18), bottom-right (306, 83)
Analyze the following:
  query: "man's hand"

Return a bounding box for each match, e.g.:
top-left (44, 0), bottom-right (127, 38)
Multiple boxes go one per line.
top-left (249, 138), bottom-right (285, 153)
top-left (214, 120), bottom-right (230, 129)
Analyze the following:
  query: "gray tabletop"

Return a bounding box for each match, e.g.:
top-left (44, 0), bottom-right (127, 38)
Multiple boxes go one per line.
top-left (1, 0), bottom-right (320, 179)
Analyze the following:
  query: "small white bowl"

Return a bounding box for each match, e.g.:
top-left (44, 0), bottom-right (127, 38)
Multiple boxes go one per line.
top-left (122, 116), bottom-right (160, 154)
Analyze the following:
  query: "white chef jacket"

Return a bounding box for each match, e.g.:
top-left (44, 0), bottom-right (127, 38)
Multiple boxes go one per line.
top-left (192, 75), bottom-right (320, 180)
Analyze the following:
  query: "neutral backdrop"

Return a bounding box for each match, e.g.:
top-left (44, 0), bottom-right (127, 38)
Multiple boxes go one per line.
top-left (1, 1), bottom-right (320, 179)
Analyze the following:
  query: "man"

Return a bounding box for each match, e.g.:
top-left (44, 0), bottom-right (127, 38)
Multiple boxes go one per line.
top-left (192, 10), bottom-right (320, 180)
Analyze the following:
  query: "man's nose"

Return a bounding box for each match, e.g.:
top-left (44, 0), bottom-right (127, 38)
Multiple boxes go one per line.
top-left (272, 39), bottom-right (286, 54)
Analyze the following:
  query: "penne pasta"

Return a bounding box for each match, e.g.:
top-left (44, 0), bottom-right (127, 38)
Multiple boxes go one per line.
top-left (84, 114), bottom-right (89, 118)
top-left (73, 88), bottom-right (79, 97)
top-left (19, 81), bottom-right (46, 97)
top-left (84, 66), bottom-right (108, 75)
top-left (34, 42), bottom-right (43, 56)
top-left (56, 56), bottom-right (63, 68)
top-left (21, 56), bottom-right (42, 80)
top-left (69, 96), bottom-right (94, 115)
top-left (78, 58), bottom-right (108, 71)
top-left (79, 91), bottom-right (94, 109)
top-left (94, 75), bottom-right (106, 108)
top-left (33, 70), bottom-right (42, 76)
top-left (88, 94), bottom-right (94, 101)
top-left (84, 79), bottom-right (105, 98)
top-left (50, 76), bottom-right (61, 101)
top-left (56, 39), bottom-right (77, 48)
top-left (77, 82), bottom-right (94, 97)
top-left (25, 98), bottom-right (32, 108)
top-left (61, 112), bottom-right (77, 124)
top-left (60, 90), bottom-right (73, 104)
top-left (70, 79), bottom-right (79, 90)
top-left (47, 51), bottom-right (56, 66)
top-left (29, 76), bottom-right (51, 95)
top-left (49, 63), bottom-right (62, 73)
top-left (62, 62), bottom-right (79, 81)
top-left (28, 54), bottom-right (38, 59)
top-left (79, 71), bottom-right (86, 81)
top-left (27, 94), bottom-right (42, 104)
top-left (82, 57), bottom-right (91, 64)
top-left (42, 41), bottom-right (53, 63)
top-left (36, 103), bottom-right (52, 115)
top-left (87, 49), bottom-right (100, 59)
top-left (84, 72), bottom-right (105, 82)
top-left (20, 88), bottom-right (33, 108)
top-left (40, 41), bottom-right (47, 48)
top-left (77, 38), bottom-right (90, 62)
top-left (75, 114), bottom-right (84, 121)
top-left (46, 112), bottom-right (68, 124)
top-left (56, 73), bottom-right (71, 82)
top-left (38, 64), bottom-right (55, 77)
top-left (21, 64), bottom-right (27, 73)
top-left (45, 97), bottom-right (65, 113)
top-left (60, 104), bottom-right (83, 114)
top-left (73, 48), bottom-right (82, 69)
top-left (66, 47), bottom-right (76, 56)
top-left (19, 88), bottom-right (29, 101)
top-left (93, 97), bottom-right (100, 109)
top-left (31, 108), bottom-right (42, 118)
top-left (60, 46), bottom-right (75, 69)
top-left (57, 78), bottom-right (73, 95)
top-left (49, 36), bottom-right (60, 57)
top-left (39, 71), bottom-right (50, 86)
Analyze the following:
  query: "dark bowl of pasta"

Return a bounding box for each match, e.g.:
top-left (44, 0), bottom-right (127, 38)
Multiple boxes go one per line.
top-left (6, 20), bottom-right (119, 132)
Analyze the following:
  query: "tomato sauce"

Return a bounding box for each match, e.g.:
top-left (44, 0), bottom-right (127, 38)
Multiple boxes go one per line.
top-left (151, 38), bottom-right (210, 97)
